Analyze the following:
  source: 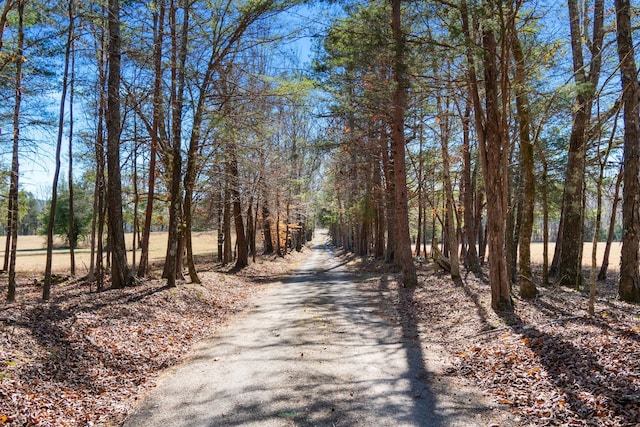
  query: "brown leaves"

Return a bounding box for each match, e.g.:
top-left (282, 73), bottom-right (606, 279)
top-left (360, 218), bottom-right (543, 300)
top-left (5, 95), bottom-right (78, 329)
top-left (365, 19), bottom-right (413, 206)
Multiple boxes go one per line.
top-left (453, 297), bottom-right (640, 426)
top-left (0, 251), bottom-right (305, 426)
top-left (353, 257), bottom-right (640, 427)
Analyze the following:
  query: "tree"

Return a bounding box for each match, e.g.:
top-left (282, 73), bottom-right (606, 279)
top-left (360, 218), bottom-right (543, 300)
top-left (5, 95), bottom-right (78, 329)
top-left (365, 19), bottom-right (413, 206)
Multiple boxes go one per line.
top-left (615, 0), bottom-right (640, 303)
top-left (461, 0), bottom-right (513, 311)
top-left (512, 27), bottom-right (536, 299)
top-left (390, 0), bottom-right (416, 287)
top-left (106, 0), bottom-right (131, 289)
top-left (553, 0), bottom-right (604, 288)
top-left (44, 0), bottom-right (75, 300)
top-left (137, 0), bottom-right (165, 279)
top-left (6, 0), bottom-right (23, 303)
top-left (162, 0), bottom-right (189, 287)
top-left (41, 183), bottom-right (93, 249)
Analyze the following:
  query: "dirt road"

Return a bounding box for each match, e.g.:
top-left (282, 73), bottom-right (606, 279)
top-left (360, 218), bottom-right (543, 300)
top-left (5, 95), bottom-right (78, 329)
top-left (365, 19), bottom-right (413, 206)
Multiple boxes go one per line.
top-left (122, 233), bottom-right (507, 426)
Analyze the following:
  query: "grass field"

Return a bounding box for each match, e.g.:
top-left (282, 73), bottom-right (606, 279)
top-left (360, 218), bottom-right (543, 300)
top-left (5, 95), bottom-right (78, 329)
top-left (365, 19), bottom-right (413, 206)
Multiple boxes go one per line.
top-left (0, 231), bottom-right (219, 275)
top-left (415, 241), bottom-right (623, 274)
top-left (0, 232), bottom-right (623, 276)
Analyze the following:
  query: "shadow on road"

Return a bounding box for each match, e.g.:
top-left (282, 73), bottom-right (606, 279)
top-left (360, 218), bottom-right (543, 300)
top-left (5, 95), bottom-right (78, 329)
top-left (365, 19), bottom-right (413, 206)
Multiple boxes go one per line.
top-left (123, 235), bottom-right (496, 426)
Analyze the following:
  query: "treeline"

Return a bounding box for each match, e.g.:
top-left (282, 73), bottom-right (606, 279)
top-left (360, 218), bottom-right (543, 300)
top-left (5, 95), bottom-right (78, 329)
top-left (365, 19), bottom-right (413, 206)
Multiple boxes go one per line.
top-left (1, 0), bottom-right (320, 302)
top-left (314, 0), bottom-right (640, 309)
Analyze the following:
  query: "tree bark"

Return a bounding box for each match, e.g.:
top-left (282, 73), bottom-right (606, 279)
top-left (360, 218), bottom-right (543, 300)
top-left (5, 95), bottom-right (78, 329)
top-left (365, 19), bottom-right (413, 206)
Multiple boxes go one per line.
top-left (6, 0), bottom-right (23, 303)
top-left (45, 0), bottom-right (73, 299)
top-left (556, 0), bottom-right (604, 288)
top-left (461, 0), bottom-right (512, 311)
top-left (223, 181), bottom-right (232, 264)
top-left (163, 0), bottom-right (189, 286)
top-left (512, 31), bottom-right (537, 299)
top-left (437, 91), bottom-right (460, 280)
top-left (230, 145), bottom-right (248, 269)
top-left (390, 0), bottom-right (417, 287)
top-left (138, 0), bottom-right (165, 279)
top-left (461, 102), bottom-right (480, 272)
top-left (260, 176), bottom-right (274, 255)
top-left (598, 164), bottom-right (622, 280)
top-left (615, 0), bottom-right (640, 302)
top-left (106, 0), bottom-right (131, 289)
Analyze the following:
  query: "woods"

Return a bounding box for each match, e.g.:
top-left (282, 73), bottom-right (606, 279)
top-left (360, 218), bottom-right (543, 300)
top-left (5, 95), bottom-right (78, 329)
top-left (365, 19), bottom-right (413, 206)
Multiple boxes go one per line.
top-left (0, 0), bottom-right (639, 425)
top-left (0, 0), bottom-right (637, 304)
top-left (315, 0), bottom-right (640, 307)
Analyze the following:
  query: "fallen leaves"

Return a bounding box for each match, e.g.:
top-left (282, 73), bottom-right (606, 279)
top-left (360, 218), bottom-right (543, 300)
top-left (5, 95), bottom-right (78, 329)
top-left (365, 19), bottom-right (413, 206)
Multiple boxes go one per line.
top-left (0, 251), bottom-right (305, 426)
top-left (354, 258), bottom-right (640, 427)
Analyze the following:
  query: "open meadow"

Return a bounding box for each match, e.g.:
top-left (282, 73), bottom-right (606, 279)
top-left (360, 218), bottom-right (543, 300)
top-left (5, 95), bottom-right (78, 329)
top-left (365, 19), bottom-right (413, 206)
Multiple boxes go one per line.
top-left (0, 233), bottom-right (623, 277)
top-left (0, 231), bottom-right (219, 275)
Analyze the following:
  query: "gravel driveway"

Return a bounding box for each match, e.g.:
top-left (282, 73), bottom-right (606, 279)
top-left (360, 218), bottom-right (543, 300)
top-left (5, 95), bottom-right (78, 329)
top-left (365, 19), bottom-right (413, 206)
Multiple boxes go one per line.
top-left (122, 233), bottom-right (507, 426)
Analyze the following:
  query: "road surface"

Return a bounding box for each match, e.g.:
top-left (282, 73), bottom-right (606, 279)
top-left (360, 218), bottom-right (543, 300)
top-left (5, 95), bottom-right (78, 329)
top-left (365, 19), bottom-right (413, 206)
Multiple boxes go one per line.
top-left (122, 232), bottom-right (506, 426)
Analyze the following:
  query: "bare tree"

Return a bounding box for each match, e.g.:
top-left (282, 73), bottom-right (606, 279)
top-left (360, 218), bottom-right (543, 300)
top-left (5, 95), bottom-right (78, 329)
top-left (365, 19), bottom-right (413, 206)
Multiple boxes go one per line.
top-left (44, 0), bottom-right (75, 300)
top-left (137, 0), bottom-right (166, 279)
top-left (615, 0), bottom-right (640, 302)
top-left (106, 0), bottom-right (131, 289)
top-left (6, 0), bottom-right (23, 303)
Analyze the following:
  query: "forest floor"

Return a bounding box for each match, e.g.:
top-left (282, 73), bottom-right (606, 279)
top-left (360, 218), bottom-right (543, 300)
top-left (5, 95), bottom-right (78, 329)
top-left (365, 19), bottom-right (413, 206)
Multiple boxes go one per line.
top-left (351, 257), bottom-right (640, 427)
top-left (0, 240), bottom-right (639, 426)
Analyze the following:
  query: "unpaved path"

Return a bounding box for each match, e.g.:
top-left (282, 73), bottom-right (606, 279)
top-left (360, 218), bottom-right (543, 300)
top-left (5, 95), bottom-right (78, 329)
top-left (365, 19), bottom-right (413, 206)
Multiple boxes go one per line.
top-left (122, 233), bottom-right (508, 426)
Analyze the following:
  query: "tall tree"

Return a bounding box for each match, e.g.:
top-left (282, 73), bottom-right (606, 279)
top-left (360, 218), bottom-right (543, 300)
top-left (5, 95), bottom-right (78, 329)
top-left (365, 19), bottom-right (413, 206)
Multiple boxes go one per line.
top-left (461, 0), bottom-right (513, 311)
top-left (106, 0), bottom-right (131, 289)
top-left (44, 0), bottom-right (75, 300)
top-left (512, 29), bottom-right (536, 299)
top-left (615, 0), bottom-right (640, 303)
top-left (5, 0), bottom-right (23, 303)
top-left (553, 0), bottom-right (604, 288)
top-left (137, 0), bottom-right (165, 279)
top-left (162, 0), bottom-right (189, 286)
top-left (67, 13), bottom-right (76, 277)
top-left (390, 0), bottom-right (417, 287)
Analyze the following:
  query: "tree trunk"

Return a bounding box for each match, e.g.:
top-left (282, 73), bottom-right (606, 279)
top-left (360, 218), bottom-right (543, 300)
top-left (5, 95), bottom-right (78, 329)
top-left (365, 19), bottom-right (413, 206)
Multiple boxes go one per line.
top-left (390, 0), bottom-right (417, 287)
top-left (513, 32), bottom-right (537, 299)
top-left (45, 0), bottom-right (73, 299)
top-left (92, 8), bottom-right (108, 291)
top-left (164, 0), bottom-right (189, 286)
top-left (437, 91), bottom-right (460, 280)
top-left (541, 155), bottom-right (549, 285)
top-left (462, 0), bottom-right (512, 311)
top-left (461, 102), bottom-right (480, 273)
top-left (223, 182), bottom-right (232, 264)
top-left (381, 129), bottom-right (395, 264)
top-left (68, 24), bottom-right (76, 275)
top-left (217, 187), bottom-right (224, 262)
top-left (131, 133), bottom-right (139, 273)
top-left (6, 0), bottom-right (23, 303)
top-left (260, 177), bottom-right (274, 255)
top-left (230, 147), bottom-right (248, 269)
top-left (598, 164), bottom-right (622, 280)
top-left (615, 0), bottom-right (640, 302)
top-left (556, 0), bottom-right (604, 288)
top-left (247, 196), bottom-right (256, 260)
top-left (138, 0), bottom-right (165, 279)
top-left (374, 152), bottom-right (385, 259)
top-left (106, 0), bottom-right (131, 289)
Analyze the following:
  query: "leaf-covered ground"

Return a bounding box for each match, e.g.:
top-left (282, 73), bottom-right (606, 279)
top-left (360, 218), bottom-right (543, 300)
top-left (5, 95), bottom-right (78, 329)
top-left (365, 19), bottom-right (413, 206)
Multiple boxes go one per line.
top-left (0, 253), bottom-right (304, 426)
top-left (2, 247), bottom-right (639, 426)
top-left (351, 256), bottom-right (640, 427)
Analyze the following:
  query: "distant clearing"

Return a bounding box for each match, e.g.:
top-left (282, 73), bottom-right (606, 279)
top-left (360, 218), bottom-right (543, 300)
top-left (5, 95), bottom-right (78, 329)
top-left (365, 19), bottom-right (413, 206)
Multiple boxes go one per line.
top-left (0, 231), bottom-right (218, 275)
top-left (0, 234), bottom-right (622, 276)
